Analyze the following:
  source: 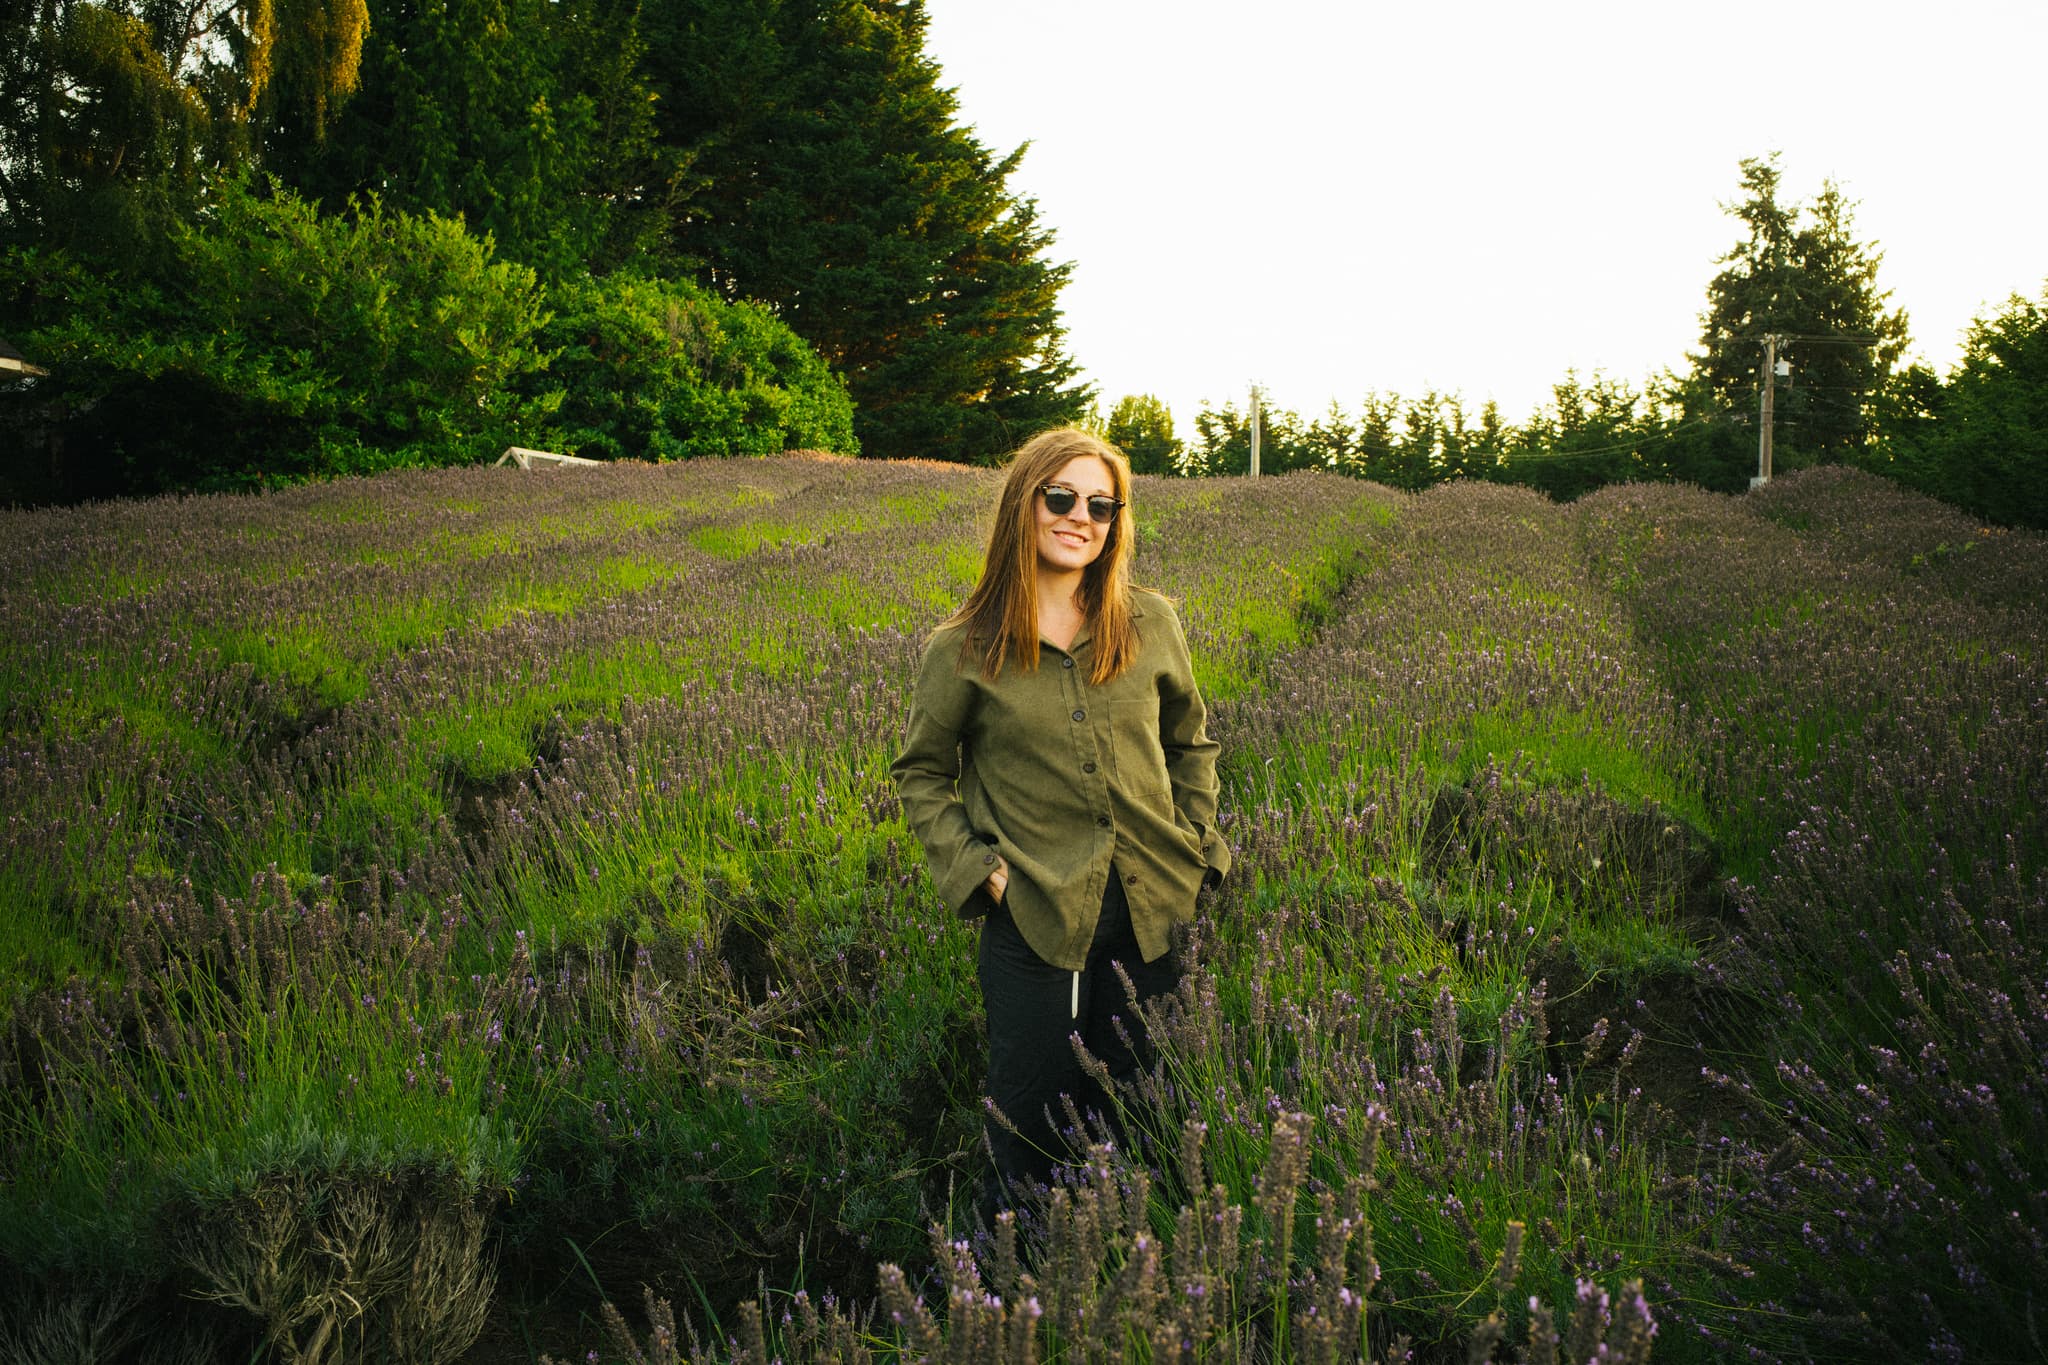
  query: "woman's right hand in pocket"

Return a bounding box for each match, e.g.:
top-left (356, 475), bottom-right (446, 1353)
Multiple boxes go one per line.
top-left (983, 856), bottom-right (1009, 904)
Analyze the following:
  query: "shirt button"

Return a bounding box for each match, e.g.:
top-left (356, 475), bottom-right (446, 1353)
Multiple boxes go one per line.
top-left (1061, 657), bottom-right (1075, 669)
top-left (1097, 816), bottom-right (1111, 828)
top-left (1082, 761), bottom-right (1097, 774)
top-left (1071, 709), bottom-right (1085, 722)
top-left (1126, 873), bottom-right (1139, 885)
top-left (982, 853), bottom-right (996, 865)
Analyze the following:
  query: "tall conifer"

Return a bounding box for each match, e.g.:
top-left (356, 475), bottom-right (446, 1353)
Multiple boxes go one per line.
top-left (645, 0), bottom-right (1090, 462)
top-left (1691, 155), bottom-right (1907, 474)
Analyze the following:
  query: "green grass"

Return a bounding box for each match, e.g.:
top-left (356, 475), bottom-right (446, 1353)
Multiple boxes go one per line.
top-left (3, 937), bottom-right (543, 1274)
top-left (1453, 705), bottom-right (1703, 821)
top-left (0, 878), bottom-right (102, 1008)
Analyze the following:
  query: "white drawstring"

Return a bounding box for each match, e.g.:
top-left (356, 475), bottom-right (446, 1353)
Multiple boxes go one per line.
top-left (1071, 971), bottom-right (1080, 1020)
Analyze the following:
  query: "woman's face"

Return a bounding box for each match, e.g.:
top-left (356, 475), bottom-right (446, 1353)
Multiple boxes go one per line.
top-left (1034, 454), bottom-right (1116, 579)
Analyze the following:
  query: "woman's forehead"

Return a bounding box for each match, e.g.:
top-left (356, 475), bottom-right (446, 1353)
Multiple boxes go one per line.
top-left (1050, 454), bottom-right (1114, 496)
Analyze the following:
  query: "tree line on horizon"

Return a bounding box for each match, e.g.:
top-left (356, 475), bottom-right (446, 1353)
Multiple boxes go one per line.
top-left (0, 4), bottom-right (2038, 527)
top-left (1105, 158), bottom-right (2046, 528)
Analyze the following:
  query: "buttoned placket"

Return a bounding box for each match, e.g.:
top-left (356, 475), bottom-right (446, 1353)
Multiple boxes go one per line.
top-left (1051, 634), bottom-right (1116, 1017)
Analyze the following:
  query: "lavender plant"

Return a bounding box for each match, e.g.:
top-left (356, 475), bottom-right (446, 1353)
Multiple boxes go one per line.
top-left (552, 1118), bottom-right (1659, 1365)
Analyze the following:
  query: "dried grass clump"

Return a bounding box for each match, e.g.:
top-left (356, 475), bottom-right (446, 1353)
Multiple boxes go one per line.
top-left (174, 1167), bottom-right (495, 1365)
top-left (0, 1280), bottom-right (228, 1365)
top-left (0, 1279), bottom-right (146, 1365)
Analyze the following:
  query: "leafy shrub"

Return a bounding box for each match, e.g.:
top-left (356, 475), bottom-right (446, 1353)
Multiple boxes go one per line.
top-left (536, 273), bottom-right (856, 462)
top-left (1, 181), bottom-right (860, 502)
top-left (1, 176), bottom-right (558, 497)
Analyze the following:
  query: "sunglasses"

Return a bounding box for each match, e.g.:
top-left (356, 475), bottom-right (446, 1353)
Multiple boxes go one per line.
top-left (1037, 482), bottom-right (1125, 524)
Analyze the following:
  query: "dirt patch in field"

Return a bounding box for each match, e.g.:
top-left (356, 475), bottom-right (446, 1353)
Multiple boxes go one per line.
top-left (714, 900), bottom-right (783, 1000)
top-left (1535, 951), bottom-right (1769, 1152)
top-left (442, 763), bottom-right (524, 849)
top-left (1424, 775), bottom-right (1736, 925)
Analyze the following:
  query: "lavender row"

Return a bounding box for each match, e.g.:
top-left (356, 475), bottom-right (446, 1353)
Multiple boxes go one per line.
top-left (0, 461), bottom-right (1380, 982)
top-left (1575, 468), bottom-right (2047, 1357)
top-left (17, 456), bottom-right (2026, 1359)
top-left (1213, 478), bottom-right (1704, 983)
top-left (1169, 478), bottom-right (1725, 1351)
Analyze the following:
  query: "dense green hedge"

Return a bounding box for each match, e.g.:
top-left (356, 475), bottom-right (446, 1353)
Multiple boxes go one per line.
top-left (0, 179), bottom-right (856, 503)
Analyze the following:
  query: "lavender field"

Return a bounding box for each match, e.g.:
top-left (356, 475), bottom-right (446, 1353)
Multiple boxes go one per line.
top-left (1, 457), bottom-right (2042, 1363)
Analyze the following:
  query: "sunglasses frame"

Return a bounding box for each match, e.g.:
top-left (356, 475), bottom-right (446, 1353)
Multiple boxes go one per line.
top-left (1037, 482), bottom-right (1125, 525)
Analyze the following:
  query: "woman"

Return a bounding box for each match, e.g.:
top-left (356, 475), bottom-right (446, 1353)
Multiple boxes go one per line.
top-left (890, 427), bottom-right (1231, 1200)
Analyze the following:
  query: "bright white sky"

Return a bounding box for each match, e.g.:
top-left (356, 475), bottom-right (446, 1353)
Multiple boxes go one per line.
top-left (923, 1), bottom-right (2047, 431)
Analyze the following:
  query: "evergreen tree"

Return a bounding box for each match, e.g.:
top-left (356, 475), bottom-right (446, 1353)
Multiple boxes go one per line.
top-left (272, 0), bottom-right (660, 278)
top-left (1781, 183), bottom-right (1910, 462)
top-left (1302, 401), bottom-right (1354, 472)
top-left (1690, 155), bottom-right (1907, 478)
top-left (1389, 393), bottom-right (1443, 491)
top-left (644, 0), bottom-right (1090, 462)
top-left (1188, 401), bottom-right (1247, 476)
top-left (1191, 398), bottom-right (1315, 476)
top-left (1656, 369), bottom-right (1755, 492)
top-left (1464, 399), bottom-right (1510, 481)
top-left (1346, 393), bottom-right (1401, 483)
top-left (1503, 372), bottom-right (1653, 500)
top-left (1695, 156), bottom-right (1801, 404)
top-left (1105, 394), bottom-right (1181, 475)
top-left (1878, 286), bottom-right (2048, 528)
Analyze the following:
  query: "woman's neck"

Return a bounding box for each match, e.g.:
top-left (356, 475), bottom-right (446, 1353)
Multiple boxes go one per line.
top-left (1036, 570), bottom-right (1085, 644)
top-left (1037, 569), bottom-right (1083, 616)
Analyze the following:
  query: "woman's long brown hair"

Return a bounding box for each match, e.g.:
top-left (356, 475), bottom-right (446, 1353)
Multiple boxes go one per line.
top-left (946, 428), bottom-right (1138, 685)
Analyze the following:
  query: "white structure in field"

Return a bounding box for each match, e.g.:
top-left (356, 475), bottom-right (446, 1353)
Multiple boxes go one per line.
top-left (496, 446), bottom-right (604, 470)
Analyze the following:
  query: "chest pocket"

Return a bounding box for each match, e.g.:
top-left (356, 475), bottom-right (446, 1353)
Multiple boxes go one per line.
top-left (1108, 695), bottom-right (1171, 796)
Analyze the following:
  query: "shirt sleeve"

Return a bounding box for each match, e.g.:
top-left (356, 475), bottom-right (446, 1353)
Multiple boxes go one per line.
top-left (890, 628), bottom-right (999, 915)
top-left (1156, 601), bottom-right (1232, 887)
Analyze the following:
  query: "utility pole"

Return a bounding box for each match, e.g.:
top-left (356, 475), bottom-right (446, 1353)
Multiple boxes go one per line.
top-left (1754, 334), bottom-right (1777, 490)
top-left (1249, 383), bottom-right (1263, 478)
top-left (1752, 331), bottom-right (1877, 490)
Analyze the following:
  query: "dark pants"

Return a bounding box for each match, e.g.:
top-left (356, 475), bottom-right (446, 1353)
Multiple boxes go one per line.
top-left (978, 868), bottom-right (1182, 1200)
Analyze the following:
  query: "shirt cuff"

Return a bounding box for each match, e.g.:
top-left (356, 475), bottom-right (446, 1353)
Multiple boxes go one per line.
top-left (940, 838), bottom-right (1002, 916)
top-left (1199, 830), bottom-right (1232, 886)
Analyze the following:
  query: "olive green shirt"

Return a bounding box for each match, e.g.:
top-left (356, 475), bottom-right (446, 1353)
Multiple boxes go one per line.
top-left (891, 589), bottom-right (1231, 971)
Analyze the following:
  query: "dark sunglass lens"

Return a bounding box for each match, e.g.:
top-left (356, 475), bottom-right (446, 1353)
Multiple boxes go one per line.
top-left (1086, 497), bottom-right (1119, 523)
top-left (1042, 486), bottom-right (1077, 515)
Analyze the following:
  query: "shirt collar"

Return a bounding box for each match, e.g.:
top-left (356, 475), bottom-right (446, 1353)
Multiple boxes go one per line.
top-left (1048, 600), bottom-right (1143, 655)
